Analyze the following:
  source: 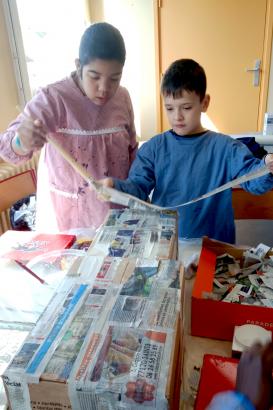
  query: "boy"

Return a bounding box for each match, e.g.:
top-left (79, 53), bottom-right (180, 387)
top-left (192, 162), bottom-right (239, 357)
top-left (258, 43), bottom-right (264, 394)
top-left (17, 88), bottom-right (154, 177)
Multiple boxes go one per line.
top-left (101, 59), bottom-right (273, 243)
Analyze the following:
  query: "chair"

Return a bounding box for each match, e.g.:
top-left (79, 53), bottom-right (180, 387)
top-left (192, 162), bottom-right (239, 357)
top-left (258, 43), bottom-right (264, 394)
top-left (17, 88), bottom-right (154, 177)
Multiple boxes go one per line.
top-left (0, 170), bottom-right (37, 233)
top-left (232, 187), bottom-right (273, 246)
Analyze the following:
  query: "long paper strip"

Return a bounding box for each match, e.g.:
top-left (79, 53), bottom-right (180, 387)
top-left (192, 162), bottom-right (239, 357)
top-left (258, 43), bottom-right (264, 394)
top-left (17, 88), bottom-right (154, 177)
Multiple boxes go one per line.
top-left (98, 166), bottom-right (270, 210)
top-left (48, 137), bottom-right (270, 211)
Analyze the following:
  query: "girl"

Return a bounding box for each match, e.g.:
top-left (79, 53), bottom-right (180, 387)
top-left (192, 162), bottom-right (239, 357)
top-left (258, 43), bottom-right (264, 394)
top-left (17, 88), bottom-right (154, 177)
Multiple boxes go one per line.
top-left (0, 22), bottom-right (138, 232)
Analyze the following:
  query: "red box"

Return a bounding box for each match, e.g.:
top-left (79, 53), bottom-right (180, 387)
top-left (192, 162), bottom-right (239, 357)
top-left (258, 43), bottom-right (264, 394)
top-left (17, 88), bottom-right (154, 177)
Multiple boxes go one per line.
top-left (191, 237), bottom-right (273, 340)
top-left (195, 354), bottom-right (238, 409)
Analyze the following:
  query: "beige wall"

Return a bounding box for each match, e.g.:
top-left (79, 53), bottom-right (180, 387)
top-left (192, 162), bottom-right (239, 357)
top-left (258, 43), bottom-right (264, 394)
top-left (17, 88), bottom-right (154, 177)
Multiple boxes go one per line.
top-left (0, 1), bottom-right (20, 132)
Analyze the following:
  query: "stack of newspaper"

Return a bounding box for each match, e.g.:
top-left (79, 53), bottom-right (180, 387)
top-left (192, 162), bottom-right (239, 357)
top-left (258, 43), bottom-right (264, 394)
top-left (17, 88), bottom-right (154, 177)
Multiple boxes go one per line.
top-left (3, 209), bottom-right (181, 410)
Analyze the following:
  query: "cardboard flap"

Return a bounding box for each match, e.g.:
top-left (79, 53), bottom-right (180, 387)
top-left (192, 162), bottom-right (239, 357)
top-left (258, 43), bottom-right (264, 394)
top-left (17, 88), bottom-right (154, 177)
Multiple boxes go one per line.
top-left (193, 247), bottom-right (216, 298)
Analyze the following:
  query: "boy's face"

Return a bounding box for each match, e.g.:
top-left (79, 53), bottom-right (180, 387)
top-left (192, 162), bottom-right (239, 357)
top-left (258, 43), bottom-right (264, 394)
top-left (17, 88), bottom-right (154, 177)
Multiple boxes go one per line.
top-left (76, 58), bottom-right (123, 105)
top-left (163, 90), bottom-right (210, 136)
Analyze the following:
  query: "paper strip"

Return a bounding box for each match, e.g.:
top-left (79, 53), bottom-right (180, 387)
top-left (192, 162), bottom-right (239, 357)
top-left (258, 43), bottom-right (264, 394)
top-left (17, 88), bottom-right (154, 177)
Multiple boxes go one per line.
top-left (48, 136), bottom-right (270, 211)
top-left (96, 165), bottom-right (270, 210)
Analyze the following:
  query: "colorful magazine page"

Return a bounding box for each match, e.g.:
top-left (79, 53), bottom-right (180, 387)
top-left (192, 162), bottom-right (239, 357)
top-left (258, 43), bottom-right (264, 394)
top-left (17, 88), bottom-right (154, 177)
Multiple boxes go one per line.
top-left (2, 231), bottom-right (76, 262)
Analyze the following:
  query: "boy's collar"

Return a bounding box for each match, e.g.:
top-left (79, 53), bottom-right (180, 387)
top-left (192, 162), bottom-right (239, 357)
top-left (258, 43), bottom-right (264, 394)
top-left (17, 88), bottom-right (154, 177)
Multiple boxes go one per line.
top-left (170, 129), bottom-right (208, 138)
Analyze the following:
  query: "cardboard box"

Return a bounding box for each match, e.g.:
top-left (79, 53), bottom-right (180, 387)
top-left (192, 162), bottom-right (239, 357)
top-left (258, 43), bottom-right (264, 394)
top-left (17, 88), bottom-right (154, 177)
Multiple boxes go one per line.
top-left (3, 257), bottom-right (182, 410)
top-left (4, 316), bottom-right (181, 410)
top-left (195, 354), bottom-right (238, 409)
top-left (191, 237), bottom-right (273, 340)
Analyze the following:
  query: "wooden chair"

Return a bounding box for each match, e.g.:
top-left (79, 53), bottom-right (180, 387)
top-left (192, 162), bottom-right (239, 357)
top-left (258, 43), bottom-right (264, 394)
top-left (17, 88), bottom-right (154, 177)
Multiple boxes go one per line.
top-left (232, 188), bottom-right (273, 219)
top-left (0, 170), bottom-right (37, 233)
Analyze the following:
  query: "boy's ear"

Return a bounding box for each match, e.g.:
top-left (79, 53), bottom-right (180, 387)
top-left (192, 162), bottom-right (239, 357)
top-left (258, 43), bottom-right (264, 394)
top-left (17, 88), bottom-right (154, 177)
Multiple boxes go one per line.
top-left (75, 58), bottom-right (82, 75)
top-left (201, 94), bottom-right (210, 112)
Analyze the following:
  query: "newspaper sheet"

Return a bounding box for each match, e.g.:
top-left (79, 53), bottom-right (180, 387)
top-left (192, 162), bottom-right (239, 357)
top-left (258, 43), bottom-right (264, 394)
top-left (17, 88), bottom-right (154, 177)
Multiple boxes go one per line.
top-left (6, 278), bottom-right (87, 383)
top-left (104, 209), bottom-right (176, 230)
top-left (109, 259), bottom-right (180, 329)
top-left (69, 325), bottom-right (173, 409)
top-left (77, 256), bottom-right (127, 284)
top-left (88, 227), bottom-right (175, 259)
top-left (42, 281), bottom-right (115, 381)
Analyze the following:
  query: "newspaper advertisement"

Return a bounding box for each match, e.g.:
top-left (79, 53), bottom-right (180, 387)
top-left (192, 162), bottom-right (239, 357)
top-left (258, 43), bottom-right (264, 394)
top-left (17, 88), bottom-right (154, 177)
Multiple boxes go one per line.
top-left (70, 326), bottom-right (172, 409)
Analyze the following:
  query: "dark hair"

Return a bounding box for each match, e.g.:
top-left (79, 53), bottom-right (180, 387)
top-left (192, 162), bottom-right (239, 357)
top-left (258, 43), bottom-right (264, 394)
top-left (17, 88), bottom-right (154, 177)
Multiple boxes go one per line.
top-left (79, 22), bottom-right (126, 66)
top-left (161, 59), bottom-right (207, 100)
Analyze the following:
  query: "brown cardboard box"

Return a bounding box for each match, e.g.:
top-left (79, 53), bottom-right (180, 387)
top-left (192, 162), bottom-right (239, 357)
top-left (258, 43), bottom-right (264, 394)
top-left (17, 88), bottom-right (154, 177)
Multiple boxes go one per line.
top-left (6, 315), bottom-right (181, 410)
top-left (4, 258), bottom-right (182, 410)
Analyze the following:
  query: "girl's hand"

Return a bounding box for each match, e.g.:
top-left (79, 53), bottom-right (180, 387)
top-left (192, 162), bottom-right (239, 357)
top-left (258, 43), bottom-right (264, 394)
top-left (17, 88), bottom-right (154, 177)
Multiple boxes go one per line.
top-left (265, 153), bottom-right (273, 173)
top-left (16, 117), bottom-right (48, 152)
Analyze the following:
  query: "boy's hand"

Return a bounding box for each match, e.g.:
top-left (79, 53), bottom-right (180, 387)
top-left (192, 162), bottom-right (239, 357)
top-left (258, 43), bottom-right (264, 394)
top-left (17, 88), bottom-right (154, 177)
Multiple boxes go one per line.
top-left (95, 178), bottom-right (114, 202)
top-left (16, 117), bottom-right (48, 151)
top-left (265, 153), bottom-right (273, 173)
top-left (98, 177), bottom-right (114, 188)
top-left (236, 342), bottom-right (273, 410)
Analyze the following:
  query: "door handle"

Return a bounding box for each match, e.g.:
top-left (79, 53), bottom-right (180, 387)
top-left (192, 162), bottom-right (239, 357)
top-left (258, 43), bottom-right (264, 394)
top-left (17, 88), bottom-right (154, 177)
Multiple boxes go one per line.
top-left (246, 59), bottom-right (261, 87)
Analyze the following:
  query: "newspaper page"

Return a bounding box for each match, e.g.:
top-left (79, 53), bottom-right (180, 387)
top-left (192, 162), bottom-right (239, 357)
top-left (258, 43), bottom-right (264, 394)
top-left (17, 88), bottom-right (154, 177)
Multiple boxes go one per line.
top-left (104, 209), bottom-right (177, 231)
top-left (109, 259), bottom-right (180, 329)
top-left (69, 325), bottom-right (173, 410)
top-left (77, 256), bottom-right (127, 284)
top-left (108, 260), bottom-right (159, 327)
top-left (42, 281), bottom-right (115, 382)
top-left (88, 227), bottom-right (175, 260)
top-left (4, 278), bottom-right (88, 386)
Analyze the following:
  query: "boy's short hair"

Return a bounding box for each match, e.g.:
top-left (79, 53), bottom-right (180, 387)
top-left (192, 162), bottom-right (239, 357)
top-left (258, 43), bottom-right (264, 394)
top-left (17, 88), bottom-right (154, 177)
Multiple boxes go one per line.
top-left (161, 59), bottom-right (207, 101)
top-left (79, 22), bottom-right (126, 66)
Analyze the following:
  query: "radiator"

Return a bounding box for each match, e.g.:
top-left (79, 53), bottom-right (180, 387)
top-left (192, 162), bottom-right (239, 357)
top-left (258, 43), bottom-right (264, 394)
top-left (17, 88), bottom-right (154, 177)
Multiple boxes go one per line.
top-left (0, 152), bottom-right (40, 234)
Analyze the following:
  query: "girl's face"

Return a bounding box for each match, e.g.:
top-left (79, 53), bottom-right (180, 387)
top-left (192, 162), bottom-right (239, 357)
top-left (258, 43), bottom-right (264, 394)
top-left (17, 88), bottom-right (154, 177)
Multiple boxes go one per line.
top-left (77, 58), bottom-right (123, 105)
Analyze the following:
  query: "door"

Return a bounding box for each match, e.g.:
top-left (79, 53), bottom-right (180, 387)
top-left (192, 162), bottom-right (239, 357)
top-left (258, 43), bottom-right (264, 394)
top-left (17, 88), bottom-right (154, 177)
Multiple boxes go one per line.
top-left (157, 0), bottom-right (273, 134)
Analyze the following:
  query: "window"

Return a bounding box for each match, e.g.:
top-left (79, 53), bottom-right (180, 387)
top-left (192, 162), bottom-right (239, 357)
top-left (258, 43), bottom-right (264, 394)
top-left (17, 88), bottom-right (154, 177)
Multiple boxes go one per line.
top-left (4, 0), bottom-right (87, 104)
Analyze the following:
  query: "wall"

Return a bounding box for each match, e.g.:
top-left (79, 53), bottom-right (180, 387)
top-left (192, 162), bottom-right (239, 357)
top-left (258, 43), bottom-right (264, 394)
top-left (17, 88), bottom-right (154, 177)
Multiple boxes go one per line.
top-left (0, 1), bottom-right (20, 132)
top-left (88, 0), bottom-right (157, 140)
top-left (1, 0), bottom-right (273, 138)
top-left (267, 40), bottom-right (273, 113)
